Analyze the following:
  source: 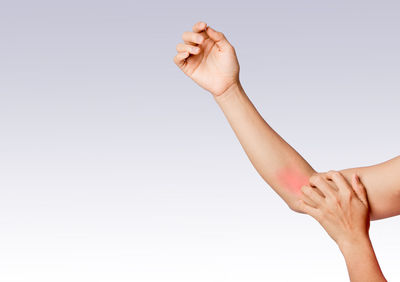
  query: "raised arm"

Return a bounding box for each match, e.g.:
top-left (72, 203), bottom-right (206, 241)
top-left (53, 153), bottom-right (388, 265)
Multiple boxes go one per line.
top-left (173, 21), bottom-right (314, 211)
top-left (173, 21), bottom-right (400, 219)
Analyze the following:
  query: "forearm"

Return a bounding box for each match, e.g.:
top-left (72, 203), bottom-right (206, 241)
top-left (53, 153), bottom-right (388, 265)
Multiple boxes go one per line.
top-left (214, 82), bottom-right (315, 211)
top-left (339, 236), bottom-right (386, 282)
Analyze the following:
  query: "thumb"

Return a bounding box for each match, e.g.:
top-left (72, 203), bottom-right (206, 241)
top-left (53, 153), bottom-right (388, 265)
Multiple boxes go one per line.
top-left (352, 173), bottom-right (369, 207)
top-left (205, 26), bottom-right (231, 51)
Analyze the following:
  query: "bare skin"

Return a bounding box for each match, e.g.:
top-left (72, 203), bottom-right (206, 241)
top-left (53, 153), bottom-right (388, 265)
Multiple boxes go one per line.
top-left (173, 21), bottom-right (398, 280)
top-left (173, 21), bottom-right (400, 220)
top-left (299, 171), bottom-right (387, 282)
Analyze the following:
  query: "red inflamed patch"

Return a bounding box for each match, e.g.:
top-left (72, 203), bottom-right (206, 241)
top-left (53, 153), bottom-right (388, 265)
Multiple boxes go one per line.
top-left (277, 167), bottom-right (310, 195)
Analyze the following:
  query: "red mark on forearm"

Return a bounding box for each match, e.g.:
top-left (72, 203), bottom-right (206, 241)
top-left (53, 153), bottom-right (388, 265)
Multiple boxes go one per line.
top-left (277, 166), bottom-right (310, 195)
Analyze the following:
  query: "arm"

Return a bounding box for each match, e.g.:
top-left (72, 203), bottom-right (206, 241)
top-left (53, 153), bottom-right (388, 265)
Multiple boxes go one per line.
top-left (213, 82), bottom-right (315, 210)
top-left (208, 35), bottom-right (400, 218)
top-left (340, 237), bottom-right (386, 282)
top-left (333, 156), bottom-right (400, 220)
top-left (299, 171), bottom-right (387, 282)
top-left (173, 21), bottom-right (400, 218)
top-left (174, 21), bottom-right (314, 211)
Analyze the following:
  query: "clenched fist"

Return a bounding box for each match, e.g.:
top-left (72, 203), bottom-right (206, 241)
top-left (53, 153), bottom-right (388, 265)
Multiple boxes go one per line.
top-left (173, 21), bottom-right (240, 97)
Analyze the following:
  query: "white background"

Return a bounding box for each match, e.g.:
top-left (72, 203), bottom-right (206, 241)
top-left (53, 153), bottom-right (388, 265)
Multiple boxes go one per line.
top-left (0, 0), bottom-right (399, 281)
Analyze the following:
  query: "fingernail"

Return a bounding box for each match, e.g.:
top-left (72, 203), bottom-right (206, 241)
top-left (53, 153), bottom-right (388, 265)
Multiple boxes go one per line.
top-left (192, 47), bottom-right (199, 53)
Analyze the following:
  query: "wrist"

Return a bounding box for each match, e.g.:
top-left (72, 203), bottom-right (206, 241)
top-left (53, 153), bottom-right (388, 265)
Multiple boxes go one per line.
top-left (213, 81), bottom-right (244, 104)
top-left (338, 233), bottom-right (372, 256)
top-left (338, 233), bottom-right (386, 281)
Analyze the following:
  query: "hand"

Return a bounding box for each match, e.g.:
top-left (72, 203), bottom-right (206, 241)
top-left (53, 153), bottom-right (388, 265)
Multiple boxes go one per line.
top-left (173, 21), bottom-right (240, 97)
top-left (297, 171), bottom-right (370, 247)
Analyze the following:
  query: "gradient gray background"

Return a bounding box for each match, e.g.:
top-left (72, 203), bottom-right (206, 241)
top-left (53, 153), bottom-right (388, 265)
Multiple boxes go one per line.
top-left (1, 0), bottom-right (399, 281)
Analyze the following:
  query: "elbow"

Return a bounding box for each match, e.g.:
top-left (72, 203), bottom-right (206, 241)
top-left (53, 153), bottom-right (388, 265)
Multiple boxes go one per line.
top-left (287, 198), bottom-right (306, 214)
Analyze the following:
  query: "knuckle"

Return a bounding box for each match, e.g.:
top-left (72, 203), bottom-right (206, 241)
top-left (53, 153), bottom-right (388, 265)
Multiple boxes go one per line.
top-left (310, 173), bottom-right (323, 184)
top-left (309, 173), bottom-right (318, 183)
top-left (328, 170), bottom-right (340, 178)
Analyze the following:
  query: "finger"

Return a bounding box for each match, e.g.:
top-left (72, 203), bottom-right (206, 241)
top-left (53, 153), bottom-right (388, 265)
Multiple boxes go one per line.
top-left (319, 171), bottom-right (337, 189)
top-left (296, 199), bottom-right (322, 221)
top-left (173, 51), bottom-right (190, 68)
top-left (351, 173), bottom-right (369, 207)
top-left (205, 26), bottom-right (231, 51)
top-left (326, 170), bottom-right (354, 198)
top-left (301, 185), bottom-right (324, 207)
top-left (319, 171), bottom-right (330, 181)
top-left (301, 193), bottom-right (319, 208)
top-left (192, 21), bottom-right (207, 33)
top-left (192, 21), bottom-right (210, 42)
top-left (309, 173), bottom-right (336, 199)
top-left (176, 43), bottom-right (201, 55)
top-left (182, 31), bottom-right (205, 46)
